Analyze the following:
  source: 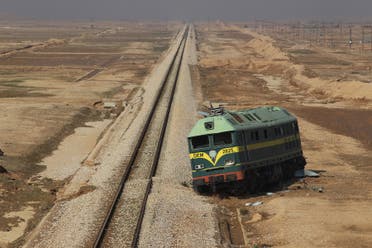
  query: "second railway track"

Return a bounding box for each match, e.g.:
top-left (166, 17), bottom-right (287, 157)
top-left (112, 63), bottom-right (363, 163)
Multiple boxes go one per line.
top-left (93, 25), bottom-right (189, 248)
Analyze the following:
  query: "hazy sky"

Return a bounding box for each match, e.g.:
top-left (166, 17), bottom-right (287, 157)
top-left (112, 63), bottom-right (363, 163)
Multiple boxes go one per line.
top-left (1, 0), bottom-right (372, 21)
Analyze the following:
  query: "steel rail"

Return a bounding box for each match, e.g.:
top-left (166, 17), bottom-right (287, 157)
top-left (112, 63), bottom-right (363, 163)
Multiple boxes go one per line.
top-left (131, 26), bottom-right (188, 248)
top-left (92, 25), bottom-right (189, 248)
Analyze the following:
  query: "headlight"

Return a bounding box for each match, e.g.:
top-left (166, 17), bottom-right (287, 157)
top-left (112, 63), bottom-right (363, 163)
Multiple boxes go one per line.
top-left (224, 159), bottom-right (235, 166)
top-left (195, 164), bottom-right (204, 170)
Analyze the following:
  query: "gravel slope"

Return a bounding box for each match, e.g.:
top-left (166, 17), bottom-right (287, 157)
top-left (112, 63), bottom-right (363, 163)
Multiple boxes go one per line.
top-left (138, 25), bottom-right (218, 248)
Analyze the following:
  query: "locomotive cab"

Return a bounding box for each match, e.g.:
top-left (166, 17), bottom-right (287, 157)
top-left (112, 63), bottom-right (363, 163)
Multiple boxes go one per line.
top-left (188, 114), bottom-right (247, 187)
top-left (188, 131), bottom-right (239, 170)
top-left (188, 106), bottom-right (306, 192)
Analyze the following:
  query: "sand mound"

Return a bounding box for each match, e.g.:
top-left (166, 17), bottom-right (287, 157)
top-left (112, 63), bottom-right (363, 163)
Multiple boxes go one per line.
top-left (247, 38), bottom-right (288, 61)
top-left (234, 25), bottom-right (372, 101)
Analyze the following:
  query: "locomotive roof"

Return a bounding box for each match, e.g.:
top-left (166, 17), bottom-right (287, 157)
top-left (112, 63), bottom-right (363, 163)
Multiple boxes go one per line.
top-left (188, 106), bottom-right (297, 137)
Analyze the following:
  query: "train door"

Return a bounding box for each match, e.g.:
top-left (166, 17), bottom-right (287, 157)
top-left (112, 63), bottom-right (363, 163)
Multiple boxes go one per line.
top-left (239, 131), bottom-right (249, 163)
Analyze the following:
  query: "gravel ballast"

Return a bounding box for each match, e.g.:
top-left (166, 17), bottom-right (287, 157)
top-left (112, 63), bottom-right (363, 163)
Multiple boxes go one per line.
top-left (138, 25), bottom-right (218, 248)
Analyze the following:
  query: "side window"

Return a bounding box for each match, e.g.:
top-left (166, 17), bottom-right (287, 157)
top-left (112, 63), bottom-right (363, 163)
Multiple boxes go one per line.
top-left (245, 131), bottom-right (250, 143)
top-left (191, 135), bottom-right (209, 149)
top-left (255, 131), bottom-right (259, 141)
top-left (264, 129), bottom-right (268, 139)
top-left (213, 132), bottom-right (233, 146)
top-left (237, 132), bottom-right (244, 144)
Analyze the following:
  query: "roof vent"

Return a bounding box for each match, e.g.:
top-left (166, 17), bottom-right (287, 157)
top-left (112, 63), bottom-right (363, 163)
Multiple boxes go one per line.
top-left (252, 113), bottom-right (262, 120)
top-left (204, 121), bottom-right (214, 130)
top-left (210, 106), bottom-right (225, 116)
top-left (230, 113), bottom-right (244, 123)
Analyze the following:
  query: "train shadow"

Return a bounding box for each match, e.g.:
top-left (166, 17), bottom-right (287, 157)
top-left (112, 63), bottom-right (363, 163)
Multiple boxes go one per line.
top-left (198, 177), bottom-right (307, 199)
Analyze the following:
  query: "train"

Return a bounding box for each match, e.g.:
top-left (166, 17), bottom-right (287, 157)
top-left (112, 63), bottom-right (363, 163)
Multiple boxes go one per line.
top-left (187, 106), bottom-right (306, 192)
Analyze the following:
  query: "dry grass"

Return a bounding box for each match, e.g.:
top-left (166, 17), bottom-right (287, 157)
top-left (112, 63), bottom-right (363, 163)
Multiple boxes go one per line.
top-left (289, 106), bottom-right (372, 150)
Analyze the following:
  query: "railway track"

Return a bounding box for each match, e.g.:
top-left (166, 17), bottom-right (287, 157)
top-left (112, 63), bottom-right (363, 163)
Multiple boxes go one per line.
top-left (92, 25), bottom-right (189, 248)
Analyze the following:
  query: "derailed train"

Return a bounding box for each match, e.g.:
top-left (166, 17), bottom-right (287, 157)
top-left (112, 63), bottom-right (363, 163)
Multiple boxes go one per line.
top-left (187, 106), bottom-right (306, 192)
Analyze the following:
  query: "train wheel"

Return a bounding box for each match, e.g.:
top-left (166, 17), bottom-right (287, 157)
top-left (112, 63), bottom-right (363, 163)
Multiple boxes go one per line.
top-left (229, 181), bottom-right (246, 195)
top-left (280, 163), bottom-right (288, 179)
top-left (272, 165), bottom-right (283, 183)
top-left (193, 185), bottom-right (210, 194)
top-left (297, 156), bottom-right (306, 170)
top-left (246, 170), bottom-right (260, 194)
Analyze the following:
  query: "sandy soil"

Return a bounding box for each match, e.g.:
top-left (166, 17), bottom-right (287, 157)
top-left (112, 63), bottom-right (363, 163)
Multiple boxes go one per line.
top-left (228, 24), bottom-right (372, 104)
top-left (194, 22), bottom-right (372, 247)
top-left (39, 120), bottom-right (111, 181)
top-left (3, 20), bottom-right (372, 248)
top-left (245, 117), bottom-right (372, 247)
top-left (22, 25), bottom-right (184, 248)
top-left (0, 21), bottom-right (179, 247)
top-left (0, 207), bottom-right (35, 246)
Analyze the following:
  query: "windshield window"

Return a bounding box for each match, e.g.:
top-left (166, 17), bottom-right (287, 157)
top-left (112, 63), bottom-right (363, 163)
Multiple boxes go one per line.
top-left (191, 135), bottom-right (209, 149)
top-left (213, 132), bottom-right (233, 146)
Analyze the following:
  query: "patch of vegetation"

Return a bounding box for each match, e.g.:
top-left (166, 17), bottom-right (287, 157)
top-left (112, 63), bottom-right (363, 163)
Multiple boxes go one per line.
top-left (134, 69), bottom-right (149, 79)
top-left (0, 79), bottom-right (56, 98)
top-left (78, 185), bottom-right (96, 195)
top-left (153, 44), bottom-right (168, 53)
top-left (289, 49), bottom-right (316, 54)
top-left (239, 208), bottom-right (249, 215)
top-left (0, 172), bottom-right (56, 247)
top-left (100, 85), bottom-right (123, 98)
top-left (0, 70), bottom-right (17, 76)
top-left (0, 79), bottom-right (24, 87)
top-left (303, 68), bottom-right (318, 78)
top-left (0, 89), bottom-right (53, 98)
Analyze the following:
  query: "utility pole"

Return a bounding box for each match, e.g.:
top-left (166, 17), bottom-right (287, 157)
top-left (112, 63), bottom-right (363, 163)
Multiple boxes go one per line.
top-left (349, 25), bottom-right (353, 49)
top-left (323, 24), bottom-right (327, 47)
top-left (330, 26), bottom-right (334, 48)
top-left (370, 26), bottom-right (372, 51)
top-left (362, 25), bottom-right (365, 52)
top-left (316, 25), bottom-right (320, 45)
top-left (340, 23), bottom-right (343, 43)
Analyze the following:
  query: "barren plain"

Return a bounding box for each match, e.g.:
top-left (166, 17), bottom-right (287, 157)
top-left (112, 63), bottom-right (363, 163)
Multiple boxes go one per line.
top-left (1, 19), bottom-right (372, 248)
top-left (194, 22), bottom-right (372, 247)
top-left (0, 20), bottom-right (179, 247)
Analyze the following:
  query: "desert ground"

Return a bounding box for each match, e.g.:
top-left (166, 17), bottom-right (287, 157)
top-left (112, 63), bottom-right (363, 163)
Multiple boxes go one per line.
top-left (195, 22), bottom-right (372, 247)
top-left (0, 20), bottom-right (180, 247)
top-left (1, 20), bottom-right (372, 248)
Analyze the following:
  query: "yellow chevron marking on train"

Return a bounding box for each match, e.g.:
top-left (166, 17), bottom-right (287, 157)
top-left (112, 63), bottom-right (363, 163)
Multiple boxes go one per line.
top-left (215, 146), bottom-right (243, 165)
top-left (189, 146), bottom-right (243, 166)
top-left (189, 152), bottom-right (214, 165)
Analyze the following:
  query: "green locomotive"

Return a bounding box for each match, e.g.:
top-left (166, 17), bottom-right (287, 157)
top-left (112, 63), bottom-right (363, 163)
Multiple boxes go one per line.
top-left (187, 106), bottom-right (306, 192)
